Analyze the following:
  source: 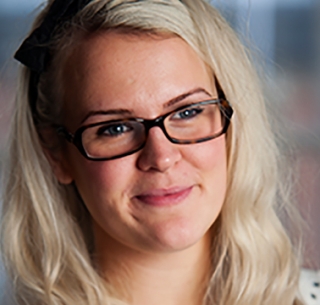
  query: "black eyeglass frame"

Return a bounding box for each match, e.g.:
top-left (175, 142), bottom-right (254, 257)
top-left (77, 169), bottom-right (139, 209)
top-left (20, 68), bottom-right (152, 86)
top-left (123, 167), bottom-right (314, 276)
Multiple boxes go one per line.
top-left (56, 96), bottom-right (233, 161)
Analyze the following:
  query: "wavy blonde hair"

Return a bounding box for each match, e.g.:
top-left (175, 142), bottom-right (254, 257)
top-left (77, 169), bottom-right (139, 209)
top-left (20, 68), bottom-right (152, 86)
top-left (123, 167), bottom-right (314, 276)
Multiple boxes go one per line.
top-left (1, 0), bottom-right (304, 304)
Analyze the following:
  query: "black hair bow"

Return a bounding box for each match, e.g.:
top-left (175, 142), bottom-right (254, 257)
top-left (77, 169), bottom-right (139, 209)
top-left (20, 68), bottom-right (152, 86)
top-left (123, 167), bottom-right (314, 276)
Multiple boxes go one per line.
top-left (15, 0), bottom-right (92, 74)
top-left (14, 0), bottom-right (92, 115)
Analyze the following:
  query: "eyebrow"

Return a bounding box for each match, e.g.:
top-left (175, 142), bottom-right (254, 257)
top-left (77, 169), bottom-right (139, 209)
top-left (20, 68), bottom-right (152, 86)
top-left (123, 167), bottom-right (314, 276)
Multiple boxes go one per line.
top-left (163, 87), bottom-right (211, 108)
top-left (80, 108), bottom-right (131, 124)
top-left (80, 87), bottom-right (212, 124)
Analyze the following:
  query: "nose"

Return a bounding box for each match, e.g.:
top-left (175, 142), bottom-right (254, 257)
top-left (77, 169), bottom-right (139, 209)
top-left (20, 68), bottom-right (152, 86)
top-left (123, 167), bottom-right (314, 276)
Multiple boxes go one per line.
top-left (137, 127), bottom-right (182, 172)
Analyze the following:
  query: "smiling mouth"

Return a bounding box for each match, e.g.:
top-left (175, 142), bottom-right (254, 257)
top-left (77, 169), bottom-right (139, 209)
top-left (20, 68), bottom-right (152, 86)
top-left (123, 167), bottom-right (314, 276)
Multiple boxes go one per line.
top-left (135, 186), bottom-right (193, 207)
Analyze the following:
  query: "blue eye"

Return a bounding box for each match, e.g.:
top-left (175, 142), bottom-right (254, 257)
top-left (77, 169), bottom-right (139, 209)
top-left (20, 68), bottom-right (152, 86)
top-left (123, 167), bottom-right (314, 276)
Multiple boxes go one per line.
top-left (172, 107), bottom-right (203, 120)
top-left (97, 122), bottom-right (133, 137)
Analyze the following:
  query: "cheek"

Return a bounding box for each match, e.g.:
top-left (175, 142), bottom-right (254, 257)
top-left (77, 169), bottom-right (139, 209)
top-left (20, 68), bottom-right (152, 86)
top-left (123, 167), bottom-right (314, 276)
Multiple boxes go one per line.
top-left (185, 136), bottom-right (227, 180)
top-left (72, 156), bottom-right (136, 203)
top-left (62, 143), bottom-right (136, 209)
top-left (69, 156), bottom-right (139, 235)
top-left (180, 136), bottom-right (227, 192)
top-left (185, 136), bottom-right (227, 217)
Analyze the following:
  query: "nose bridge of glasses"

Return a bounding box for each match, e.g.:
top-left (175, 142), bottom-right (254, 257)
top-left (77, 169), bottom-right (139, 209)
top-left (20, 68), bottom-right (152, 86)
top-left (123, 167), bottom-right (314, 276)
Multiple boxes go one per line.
top-left (140, 114), bottom-right (175, 144)
top-left (141, 114), bottom-right (165, 133)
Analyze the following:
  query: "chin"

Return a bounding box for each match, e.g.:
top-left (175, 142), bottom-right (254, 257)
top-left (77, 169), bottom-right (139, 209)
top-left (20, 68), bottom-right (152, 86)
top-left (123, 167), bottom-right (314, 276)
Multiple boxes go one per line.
top-left (144, 217), bottom-right (213, 253)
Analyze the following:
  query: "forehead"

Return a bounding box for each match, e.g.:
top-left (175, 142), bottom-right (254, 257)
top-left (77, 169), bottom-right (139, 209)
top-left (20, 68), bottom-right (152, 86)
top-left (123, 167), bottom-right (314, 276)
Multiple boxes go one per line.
top-left (61, 31), bottom-right (215, 127)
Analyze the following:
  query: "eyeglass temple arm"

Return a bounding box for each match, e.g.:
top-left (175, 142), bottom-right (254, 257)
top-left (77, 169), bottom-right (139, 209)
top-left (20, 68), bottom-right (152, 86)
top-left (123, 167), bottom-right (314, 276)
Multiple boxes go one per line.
top-left (56, 126), bottom-right (74, 142)
top-left (214, 77), bottom-right (226, 100)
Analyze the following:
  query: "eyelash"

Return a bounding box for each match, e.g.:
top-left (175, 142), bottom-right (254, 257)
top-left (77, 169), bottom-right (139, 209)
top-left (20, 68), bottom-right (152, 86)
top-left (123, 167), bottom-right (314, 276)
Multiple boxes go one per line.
top-left (170, 107), bottom-right (203, 120)
top-left (97, 122), bottom-right (134, 137)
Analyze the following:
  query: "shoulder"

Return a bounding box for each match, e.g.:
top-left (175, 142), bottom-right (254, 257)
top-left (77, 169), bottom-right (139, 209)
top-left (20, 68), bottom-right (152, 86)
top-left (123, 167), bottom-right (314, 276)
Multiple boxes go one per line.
top-left (299, 268), bottom-right (320, 305)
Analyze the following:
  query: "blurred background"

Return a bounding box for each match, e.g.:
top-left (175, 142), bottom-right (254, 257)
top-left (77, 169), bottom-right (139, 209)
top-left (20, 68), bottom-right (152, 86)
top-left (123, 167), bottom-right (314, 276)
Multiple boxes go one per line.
top-left (0, 0), bottom-right (319, 301)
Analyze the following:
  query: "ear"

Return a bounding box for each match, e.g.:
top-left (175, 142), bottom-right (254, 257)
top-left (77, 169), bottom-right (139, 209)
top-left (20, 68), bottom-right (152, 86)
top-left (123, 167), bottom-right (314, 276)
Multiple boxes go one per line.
top-left (43, 147), bottom-right (74, 185)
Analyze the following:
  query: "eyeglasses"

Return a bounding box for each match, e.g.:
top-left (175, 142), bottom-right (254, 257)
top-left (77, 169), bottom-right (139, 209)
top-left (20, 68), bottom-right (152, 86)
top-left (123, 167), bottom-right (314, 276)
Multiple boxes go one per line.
top-left (56, 97), bottom-right (233, 161)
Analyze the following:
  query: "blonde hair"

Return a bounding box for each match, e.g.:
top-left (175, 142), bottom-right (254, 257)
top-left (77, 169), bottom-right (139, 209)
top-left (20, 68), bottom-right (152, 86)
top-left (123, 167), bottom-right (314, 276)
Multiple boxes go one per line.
top-left (1, 0), bottom-right (304, 304)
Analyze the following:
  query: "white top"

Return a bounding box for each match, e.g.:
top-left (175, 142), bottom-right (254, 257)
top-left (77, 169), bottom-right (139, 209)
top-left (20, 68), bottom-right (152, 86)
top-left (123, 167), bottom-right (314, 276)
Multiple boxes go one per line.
top-left (299, 269), bottom-right (320, 305)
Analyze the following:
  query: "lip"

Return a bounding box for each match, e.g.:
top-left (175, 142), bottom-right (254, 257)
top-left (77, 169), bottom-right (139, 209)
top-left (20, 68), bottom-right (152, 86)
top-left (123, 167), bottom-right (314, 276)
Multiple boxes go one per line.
top-left (134, 186), bottom-right (193, 207)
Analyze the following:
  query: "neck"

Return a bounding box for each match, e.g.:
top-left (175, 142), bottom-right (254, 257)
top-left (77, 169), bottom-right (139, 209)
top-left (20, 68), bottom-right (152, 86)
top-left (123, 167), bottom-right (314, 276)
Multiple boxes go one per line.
top-left (93, 226), bottom-right (211, 305)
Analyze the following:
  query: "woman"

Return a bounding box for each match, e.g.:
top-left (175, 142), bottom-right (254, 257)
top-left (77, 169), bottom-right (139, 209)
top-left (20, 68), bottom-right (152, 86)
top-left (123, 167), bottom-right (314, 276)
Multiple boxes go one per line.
top-left (1, 0), bottom-right (304, 304)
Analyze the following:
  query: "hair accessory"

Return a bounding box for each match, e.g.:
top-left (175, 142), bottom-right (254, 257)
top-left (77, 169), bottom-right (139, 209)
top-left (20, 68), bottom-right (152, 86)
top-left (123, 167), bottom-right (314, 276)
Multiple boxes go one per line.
top-left (15, 0), bottom-right (92, 73)
top-left (14, 0), bottom-right (92, 115)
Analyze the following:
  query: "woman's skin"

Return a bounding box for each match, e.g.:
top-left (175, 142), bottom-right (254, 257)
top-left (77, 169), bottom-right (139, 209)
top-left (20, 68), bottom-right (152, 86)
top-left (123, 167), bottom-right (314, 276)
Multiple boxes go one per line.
top-left (48, 32), bottom-right (227, 305)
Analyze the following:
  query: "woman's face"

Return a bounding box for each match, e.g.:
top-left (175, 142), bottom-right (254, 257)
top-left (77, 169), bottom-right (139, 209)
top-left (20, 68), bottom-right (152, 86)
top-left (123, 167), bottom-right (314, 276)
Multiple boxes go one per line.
top-left (56, 32), bottom-right (227, 254)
